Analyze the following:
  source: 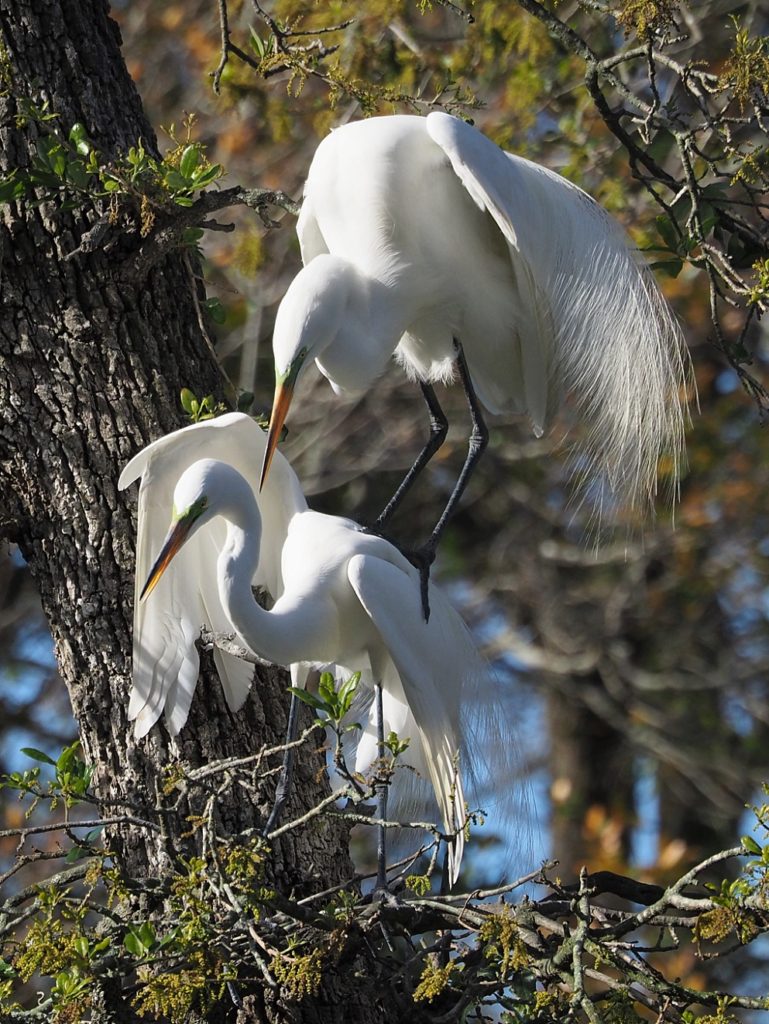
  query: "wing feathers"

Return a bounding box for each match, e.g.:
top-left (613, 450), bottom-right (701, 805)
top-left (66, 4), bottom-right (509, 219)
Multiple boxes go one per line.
top-left (120, 413), bottom-right (305, 737)
top-left (427, 110), bottom-right (691, 510)
top-left (347, 553), bottom-right (472, 883)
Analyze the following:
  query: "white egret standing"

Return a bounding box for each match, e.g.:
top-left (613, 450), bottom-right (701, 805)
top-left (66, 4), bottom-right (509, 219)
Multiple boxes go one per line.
top-left (139, 454), bottom-right (520, 885)
top-left (118, 412), bottom-right (307, 738)
top-left (260, 112), bottom-right (691, 598)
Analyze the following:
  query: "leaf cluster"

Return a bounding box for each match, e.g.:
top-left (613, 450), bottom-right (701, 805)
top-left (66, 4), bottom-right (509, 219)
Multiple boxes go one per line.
top-left (0, 107), bottom-right (223, 227)
top-left (2, 742), bottom-right (92, 814)
top-left (3, 740), bottom-right (769, 1021)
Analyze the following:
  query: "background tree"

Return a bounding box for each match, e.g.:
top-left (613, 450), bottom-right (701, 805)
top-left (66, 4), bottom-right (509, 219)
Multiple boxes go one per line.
top-left (2, 0), bottom-right (769, 1020)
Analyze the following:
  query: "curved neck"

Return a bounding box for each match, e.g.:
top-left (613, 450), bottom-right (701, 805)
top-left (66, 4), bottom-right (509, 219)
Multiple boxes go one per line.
top-left (217, 516), bottom-right (330, 668)
top-left (317, 268), bottom-right (414, 391)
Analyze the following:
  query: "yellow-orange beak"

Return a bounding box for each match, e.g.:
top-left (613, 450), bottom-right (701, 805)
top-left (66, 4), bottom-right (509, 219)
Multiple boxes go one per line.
top-left (259, 380), bottom-right (295, 491)
top-left (140, 517), bottom-right (194, 601)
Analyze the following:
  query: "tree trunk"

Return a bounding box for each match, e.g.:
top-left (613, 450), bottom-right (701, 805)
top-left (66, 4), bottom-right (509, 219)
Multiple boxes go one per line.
top-left (0, 3), bottom-right (379, 1019)
top-left (546, 673), bottom-right (634, 875)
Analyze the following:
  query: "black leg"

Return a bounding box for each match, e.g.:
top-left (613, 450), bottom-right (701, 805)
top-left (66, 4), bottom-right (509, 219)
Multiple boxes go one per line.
top-left (370, 381), bottom-right (448, 533)
top-left (428, 342), bottom-right (489, 547)
top-left (375, 682), bottom-right (388, 892)
top-left (262, 690), bottom-right (300, 837)
top-left (411, 342), bottom-right (489, 621)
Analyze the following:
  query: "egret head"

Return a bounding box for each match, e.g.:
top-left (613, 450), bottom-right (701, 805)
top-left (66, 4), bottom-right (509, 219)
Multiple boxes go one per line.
top-left (260, 255), bottom-right (353, 489)
top-left (140, 460), bottom-right (232, 600)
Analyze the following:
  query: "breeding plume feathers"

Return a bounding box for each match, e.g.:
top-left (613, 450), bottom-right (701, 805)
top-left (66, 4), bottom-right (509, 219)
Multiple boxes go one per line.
top-left (272, 112), bottom-right (691, 522)
top-left (427, 112), bottom-right (691, 512)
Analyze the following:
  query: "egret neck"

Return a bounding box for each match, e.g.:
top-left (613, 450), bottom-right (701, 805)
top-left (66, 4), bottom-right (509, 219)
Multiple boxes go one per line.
top-left (215, 499), bottom-right (332, 669)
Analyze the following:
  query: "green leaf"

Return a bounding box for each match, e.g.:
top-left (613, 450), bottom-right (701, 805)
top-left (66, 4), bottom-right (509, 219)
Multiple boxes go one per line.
top-left (157, 926), bottom-right (180, 950)
top-left (123, 932), bottom-right (143, 956)
top-left (68, 122), bottom-right (92, 157)
top-left (179, 144), bottom-right (200, 179)
top-left (0, 176), bottom-right (25, 203)
top-left (67, 160), bottom-right (90, 190)
top-left (202, 297), bottom-right (226, 324)
top-left (650, 258), bottom-right (683, 278)
top-left (655, 214), bottom-right (679, 252)
top-left (28, 167), bottom-right (62, 188)
top-left (672, 193), bottom-right (692, 220)
top-left (699, 202), bottom-right (717, 237)
top-left (250, 28), bottom-right (267, 58)
top-left (288, 686), bottom-right (327, 712)
top-left (701, 183), bottom-right (727, 201)
top-left (318, 673), bottom-right (336, 704)
top-left (21, 747), bottom-right (56, 766)
top-left (193, 163), bottom-right (223, 188)
top-left (742, 835), bottom-right (762, 855)
top-left (180, 388), bottom-right (197, 414)
top-left (57, 747), bottom-right (73, 772)
top-left (337, 672), bottom-right (361, 713)
top-left (164, 168), bottom-right (189, 191)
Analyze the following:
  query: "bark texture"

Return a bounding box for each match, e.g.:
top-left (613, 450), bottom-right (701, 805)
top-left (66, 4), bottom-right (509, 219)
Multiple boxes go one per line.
top-left (0, 3), bottom-right (378, 1020)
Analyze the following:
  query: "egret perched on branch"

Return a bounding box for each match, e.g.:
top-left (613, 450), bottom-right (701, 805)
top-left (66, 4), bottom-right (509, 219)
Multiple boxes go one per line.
top-left (260, 112), bottom-right (691, 588)
top-left (118, 412), bottom-right (307, 738)
top-left (137, 445), bottom-right (519, 884)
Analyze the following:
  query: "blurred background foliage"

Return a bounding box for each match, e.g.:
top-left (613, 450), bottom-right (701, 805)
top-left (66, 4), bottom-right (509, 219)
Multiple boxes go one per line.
top-left (3, 0), bottom-right (769, 993)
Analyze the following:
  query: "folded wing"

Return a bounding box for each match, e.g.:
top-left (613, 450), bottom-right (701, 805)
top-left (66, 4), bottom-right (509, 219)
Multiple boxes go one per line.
top-left (118, 413), bottom-right (307, 737)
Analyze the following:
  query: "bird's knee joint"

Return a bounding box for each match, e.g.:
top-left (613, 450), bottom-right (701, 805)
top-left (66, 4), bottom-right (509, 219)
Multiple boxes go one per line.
top-left (469, 427), bottom-right (489, 452)
top-left (431, 419), bottom-right (449, 442)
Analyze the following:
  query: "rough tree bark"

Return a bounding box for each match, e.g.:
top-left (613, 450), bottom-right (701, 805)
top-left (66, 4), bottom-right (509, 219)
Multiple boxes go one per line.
top-left (0, 2), bottom-right (383, 1020)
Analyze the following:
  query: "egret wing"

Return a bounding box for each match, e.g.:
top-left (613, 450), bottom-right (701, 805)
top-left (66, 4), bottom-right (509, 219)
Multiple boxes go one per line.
top-left (119, 413), bottom-right (307, 737)
top-left (427, 110), bottom-right (689, 508)
top-left (426, 111), bottom-right (554, 432)
top-left (347, 553), bottom-right (468, 883)
top-left (296, 181), bottom-right (330, 266)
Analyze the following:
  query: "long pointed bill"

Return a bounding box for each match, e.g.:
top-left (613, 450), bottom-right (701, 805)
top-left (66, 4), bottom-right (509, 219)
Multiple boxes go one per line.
top-left (140, 518), bottom-right (194, 601)
top-left (259, 381), bottom-right (294, 491)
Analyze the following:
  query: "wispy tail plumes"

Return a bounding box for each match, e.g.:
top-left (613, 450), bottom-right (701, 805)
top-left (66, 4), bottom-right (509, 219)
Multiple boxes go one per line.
top-left (525, 161), bottom-right (694, 514)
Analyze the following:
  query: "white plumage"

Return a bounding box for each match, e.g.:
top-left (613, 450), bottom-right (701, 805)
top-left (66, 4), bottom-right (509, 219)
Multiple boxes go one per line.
top-left (132, 441), bottom-right (521, 883)
top-left (263, 112), bottom-right (690, 512)
top-left (118, 412), bottom-right (307, 737)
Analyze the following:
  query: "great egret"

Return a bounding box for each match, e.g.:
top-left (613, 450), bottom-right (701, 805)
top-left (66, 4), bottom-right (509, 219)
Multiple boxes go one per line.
top-left (260, 112), bottom-right (691, 574)
top-left (139, 453), bottom-right (519, 884)
top-left (118, 412), bottom-right (307, 738)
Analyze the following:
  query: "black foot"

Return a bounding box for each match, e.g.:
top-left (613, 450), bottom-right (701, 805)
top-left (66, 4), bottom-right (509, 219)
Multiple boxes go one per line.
top-left (261, 691), bottom-right (299, 838)
top-left (367, 510), bottom-right (391, 537)
top-left (362, 878), bottom-right (407, 905)
top-left (362, 525), bottom-right (435, 623)
top-left (403, 543), bottom-right (436, 623)
top-left (361, 522), bottom-right (394, 544)
top-left (261, 756), bottom-right (293, 838)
